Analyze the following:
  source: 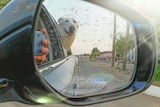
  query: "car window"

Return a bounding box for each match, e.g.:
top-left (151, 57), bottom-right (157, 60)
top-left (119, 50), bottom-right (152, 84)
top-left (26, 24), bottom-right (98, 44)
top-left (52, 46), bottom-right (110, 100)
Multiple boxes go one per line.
top-left (35, 6), bottom-right (65, 67)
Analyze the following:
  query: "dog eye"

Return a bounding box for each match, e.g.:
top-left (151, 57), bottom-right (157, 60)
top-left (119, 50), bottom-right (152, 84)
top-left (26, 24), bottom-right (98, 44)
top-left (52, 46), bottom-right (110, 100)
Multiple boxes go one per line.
top-left (73, 20), bottom-right (76, 23)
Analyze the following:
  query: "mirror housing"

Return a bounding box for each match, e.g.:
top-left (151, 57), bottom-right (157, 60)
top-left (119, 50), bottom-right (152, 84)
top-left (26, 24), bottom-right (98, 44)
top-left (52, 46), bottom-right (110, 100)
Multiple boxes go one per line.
top-left (0, 0), bottom-right (50, 104)
top-left (0, 0), bottom-right (40, 81)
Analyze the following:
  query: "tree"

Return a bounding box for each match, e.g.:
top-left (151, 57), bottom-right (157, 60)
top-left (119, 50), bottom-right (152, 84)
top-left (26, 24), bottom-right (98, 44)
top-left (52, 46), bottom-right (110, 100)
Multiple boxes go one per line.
top-left (114, 33), bottom-right (134, 61)
top-left (90, 47), bottom-right (100, 61)
top-left (114, 23), bottom-right (135, 71)
top-left (91, 47), bottom-right (100, 56)
top-left (114, 34), bottom-right (126, 60)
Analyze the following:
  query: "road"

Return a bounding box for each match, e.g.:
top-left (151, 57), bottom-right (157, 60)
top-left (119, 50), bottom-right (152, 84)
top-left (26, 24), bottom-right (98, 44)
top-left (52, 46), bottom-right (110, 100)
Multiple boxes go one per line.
top-left (0, 93), bottom-right (159, 107)
top-left (66, 58), bottom-right (132, 96)
top-left (98, 59), bottom-right (135, 71)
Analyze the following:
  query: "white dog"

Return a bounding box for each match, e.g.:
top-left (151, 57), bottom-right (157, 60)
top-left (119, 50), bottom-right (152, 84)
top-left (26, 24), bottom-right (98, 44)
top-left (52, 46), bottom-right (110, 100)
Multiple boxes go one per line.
top-left (58, 17), bottom-right (79, 52)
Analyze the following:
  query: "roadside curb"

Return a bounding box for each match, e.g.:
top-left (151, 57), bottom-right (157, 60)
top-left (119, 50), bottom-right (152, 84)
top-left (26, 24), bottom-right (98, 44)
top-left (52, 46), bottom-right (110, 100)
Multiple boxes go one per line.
top-left (143, 85), bottom-right (160, 98)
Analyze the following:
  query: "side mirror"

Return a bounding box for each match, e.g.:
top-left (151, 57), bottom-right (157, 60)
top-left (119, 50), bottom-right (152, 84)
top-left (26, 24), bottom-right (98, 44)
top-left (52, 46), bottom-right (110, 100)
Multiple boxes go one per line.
top-left (0, 0), bottom-right (157, 106)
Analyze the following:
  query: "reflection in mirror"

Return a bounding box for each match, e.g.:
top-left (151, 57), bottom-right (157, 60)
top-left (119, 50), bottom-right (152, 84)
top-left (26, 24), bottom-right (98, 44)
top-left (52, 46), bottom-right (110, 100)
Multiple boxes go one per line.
top-left (35, 0), bottom-right (136, 97)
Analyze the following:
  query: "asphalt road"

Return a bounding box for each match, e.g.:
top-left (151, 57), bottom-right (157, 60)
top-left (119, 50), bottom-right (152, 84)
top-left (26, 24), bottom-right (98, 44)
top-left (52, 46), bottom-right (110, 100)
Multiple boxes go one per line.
top-left (0, 93), bottom-right (159, 107)
top-left (68, 58), bottom-right (130, 96)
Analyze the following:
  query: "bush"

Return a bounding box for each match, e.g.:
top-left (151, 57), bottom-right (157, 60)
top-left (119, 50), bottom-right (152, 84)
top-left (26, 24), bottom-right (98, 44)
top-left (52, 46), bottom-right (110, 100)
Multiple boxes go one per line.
top-left (0, 0), bottom-right (10, 10)
top-left (155, 65), bottom-right (160, 81)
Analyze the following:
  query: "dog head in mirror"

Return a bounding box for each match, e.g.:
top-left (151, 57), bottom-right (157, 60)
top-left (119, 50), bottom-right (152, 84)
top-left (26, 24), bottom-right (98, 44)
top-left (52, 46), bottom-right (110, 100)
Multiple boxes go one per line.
top-left (58, 17), bottom-right (79, 52)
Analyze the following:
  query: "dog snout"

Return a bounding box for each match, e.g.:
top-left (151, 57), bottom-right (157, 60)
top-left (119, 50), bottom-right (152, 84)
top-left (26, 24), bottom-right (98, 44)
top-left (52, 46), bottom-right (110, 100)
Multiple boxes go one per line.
top-left (70, 26), bottom-right (75, 33)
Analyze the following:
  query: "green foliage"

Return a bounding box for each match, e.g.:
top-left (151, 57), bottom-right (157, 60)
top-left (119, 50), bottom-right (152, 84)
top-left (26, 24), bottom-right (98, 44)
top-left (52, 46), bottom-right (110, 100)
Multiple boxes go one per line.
top-left (157, 25), bottom-right (160, 62)
top-left (91, 47), bottom-right (100, 56)
top-left (155, 65), bottom-right (160, 81)
top-left (114, 33), bottom-right (134, 60)
top-left (90, 47), bottom-right (100, 61)
top-left (114, 34), bottom-right (126, 59)
top-left (0, 0), bottom-right (10, 10)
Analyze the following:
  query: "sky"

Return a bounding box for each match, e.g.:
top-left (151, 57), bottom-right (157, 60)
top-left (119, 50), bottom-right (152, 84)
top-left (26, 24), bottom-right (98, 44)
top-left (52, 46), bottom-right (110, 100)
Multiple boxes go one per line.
top-left (43, 0), bottom-right (134, 55)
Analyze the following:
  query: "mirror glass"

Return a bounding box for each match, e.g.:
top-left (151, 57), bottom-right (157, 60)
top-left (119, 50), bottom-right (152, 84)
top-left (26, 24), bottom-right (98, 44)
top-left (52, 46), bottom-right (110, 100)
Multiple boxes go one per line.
top-left (34, 0), bottom-right (136, 97)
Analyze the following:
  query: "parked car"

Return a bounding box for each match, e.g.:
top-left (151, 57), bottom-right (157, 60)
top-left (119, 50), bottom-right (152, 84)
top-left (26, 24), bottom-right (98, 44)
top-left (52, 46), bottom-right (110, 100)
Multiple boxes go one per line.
top-left (0, 0), bottom-right (157, 106)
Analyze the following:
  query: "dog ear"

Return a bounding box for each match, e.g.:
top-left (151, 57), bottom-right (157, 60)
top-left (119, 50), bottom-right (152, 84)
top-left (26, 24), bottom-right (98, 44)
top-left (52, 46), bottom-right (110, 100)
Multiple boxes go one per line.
top-left (77, 23), bottom-right (79, 28)
top-left (73, 19), bottom-right (76, 23)
top-left (72, 18), bottom-right (79, 28)
top-left (58, 18), bottom-right (64, 23)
